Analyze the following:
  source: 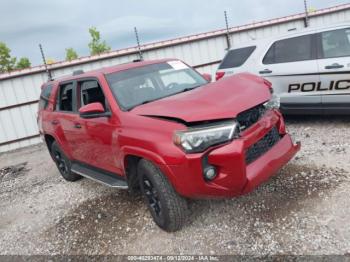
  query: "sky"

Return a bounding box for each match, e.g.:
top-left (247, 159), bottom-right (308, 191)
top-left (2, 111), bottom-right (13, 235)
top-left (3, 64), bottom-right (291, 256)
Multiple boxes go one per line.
top-left (1, 0), bottom-right (349, 66)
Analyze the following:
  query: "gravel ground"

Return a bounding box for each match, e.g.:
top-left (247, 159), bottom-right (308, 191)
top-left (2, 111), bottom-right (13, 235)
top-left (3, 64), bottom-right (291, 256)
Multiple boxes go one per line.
top-left (0, 115), bottom-right (349, 255)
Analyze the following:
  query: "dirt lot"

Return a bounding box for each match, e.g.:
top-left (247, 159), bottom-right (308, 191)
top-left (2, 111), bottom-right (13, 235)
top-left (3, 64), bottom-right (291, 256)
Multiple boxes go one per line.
top-left (0, 116), bottom-right (349, 255)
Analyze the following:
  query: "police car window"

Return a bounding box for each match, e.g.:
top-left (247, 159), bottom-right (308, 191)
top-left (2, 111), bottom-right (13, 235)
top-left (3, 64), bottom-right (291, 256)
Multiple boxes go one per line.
top-left (79, 80), bottom-right (107, 110)
top-left (218, 46), bottom-right (256, 69)
top-left (320, 28), bottom-right (350, 59)
top-left (58, 83), bottom-right (74, 112)
top-left (263, 34), bottom-right (313, 64)
top-left (39, 84), bottom-right (53, 110)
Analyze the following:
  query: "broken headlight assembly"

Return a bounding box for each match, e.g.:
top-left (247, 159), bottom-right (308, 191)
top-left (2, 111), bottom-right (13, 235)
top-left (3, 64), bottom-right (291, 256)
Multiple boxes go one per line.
top-left (264, 94), bottom-right (280, 110)
top-left (173, 121), bottom-right (240, 153)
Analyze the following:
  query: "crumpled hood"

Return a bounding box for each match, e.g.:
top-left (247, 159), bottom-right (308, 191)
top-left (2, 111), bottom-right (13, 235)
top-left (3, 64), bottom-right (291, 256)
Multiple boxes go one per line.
top-left (131, 73), bottom-right (271, 123)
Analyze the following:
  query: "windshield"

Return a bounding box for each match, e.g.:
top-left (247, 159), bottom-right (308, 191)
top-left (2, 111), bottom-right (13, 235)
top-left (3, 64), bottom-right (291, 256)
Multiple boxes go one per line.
top-left (105, 61), bottom-right (207, 110)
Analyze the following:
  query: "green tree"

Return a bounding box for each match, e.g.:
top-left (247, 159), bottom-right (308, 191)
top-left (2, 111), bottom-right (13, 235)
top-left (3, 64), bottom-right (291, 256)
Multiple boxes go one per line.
top-left (88, 27), bottom-right (111, 55)
top-left (0, 42), bottom-right (16, 73)
top-left (65, 48), bottom-right (78, 61)
top-left (46, 58), bottom-right (55, 65)
top-left (16, 57), bottom-right (31, 69)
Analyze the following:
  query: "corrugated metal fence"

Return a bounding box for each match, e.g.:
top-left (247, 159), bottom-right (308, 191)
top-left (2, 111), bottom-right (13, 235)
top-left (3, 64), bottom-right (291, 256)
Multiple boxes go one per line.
top-left (1, 4), bottom-right (350, 152)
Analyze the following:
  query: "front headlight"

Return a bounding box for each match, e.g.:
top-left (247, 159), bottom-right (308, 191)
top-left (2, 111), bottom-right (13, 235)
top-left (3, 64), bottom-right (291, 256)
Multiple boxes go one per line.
top-left (264, 94), bottom-right (280, 109)
top-left (173, 121), bottom-right (239, 153)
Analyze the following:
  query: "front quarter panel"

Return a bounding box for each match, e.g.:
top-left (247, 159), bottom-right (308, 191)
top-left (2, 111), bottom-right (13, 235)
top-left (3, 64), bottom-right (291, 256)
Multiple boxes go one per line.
top-left (117, 113), bottom-right (187, 170)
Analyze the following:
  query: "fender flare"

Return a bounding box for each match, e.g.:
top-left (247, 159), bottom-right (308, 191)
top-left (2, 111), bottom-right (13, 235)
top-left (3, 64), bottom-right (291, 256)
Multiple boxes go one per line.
top-left (121, 146), bottom-right (167, 168)
top-left (120, 146), bottom-right (181, 190)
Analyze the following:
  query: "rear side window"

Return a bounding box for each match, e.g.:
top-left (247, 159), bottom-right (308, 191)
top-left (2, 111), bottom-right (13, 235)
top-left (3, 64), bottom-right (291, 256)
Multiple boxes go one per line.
top-left (218, 46), bottom-right (256, 69)
top-left (39, 84), bottom-right (53, 110)
top-left (57, 83), bottom-right (74, 112)
top-left (319, 28), bottom-right (350, 59)
top-left (263, 34), bottom-right (314, 64)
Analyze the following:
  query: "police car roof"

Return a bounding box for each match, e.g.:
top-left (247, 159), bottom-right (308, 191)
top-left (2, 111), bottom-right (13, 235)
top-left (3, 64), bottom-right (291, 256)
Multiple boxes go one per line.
top-left (228, 22), bottom-right (350, 50)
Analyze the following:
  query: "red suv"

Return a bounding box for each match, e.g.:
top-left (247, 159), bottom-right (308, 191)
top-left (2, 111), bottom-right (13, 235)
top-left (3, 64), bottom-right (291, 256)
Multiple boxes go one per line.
top-left (38, 59), bottom-right (300, 231)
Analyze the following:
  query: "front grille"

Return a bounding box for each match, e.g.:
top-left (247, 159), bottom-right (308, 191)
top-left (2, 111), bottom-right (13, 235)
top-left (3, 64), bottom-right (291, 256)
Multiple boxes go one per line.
top-left (245, 127), bottom-right (280, 165)
top-left (237, 104), bottom-right (266, 131)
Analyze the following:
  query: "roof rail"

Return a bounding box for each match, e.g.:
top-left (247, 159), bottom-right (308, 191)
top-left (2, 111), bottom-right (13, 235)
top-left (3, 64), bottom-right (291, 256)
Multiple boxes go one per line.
top-left (73, 70), bottom-right (84, 76)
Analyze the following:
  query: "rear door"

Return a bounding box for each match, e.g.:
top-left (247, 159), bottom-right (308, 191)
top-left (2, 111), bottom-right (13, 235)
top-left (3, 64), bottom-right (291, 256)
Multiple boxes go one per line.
top-left (316, 27), bottom-right (350, 112)
top-left (257, 33), bottom-right (321, 112)
top-left (50, 81), bottom-right (81, 157)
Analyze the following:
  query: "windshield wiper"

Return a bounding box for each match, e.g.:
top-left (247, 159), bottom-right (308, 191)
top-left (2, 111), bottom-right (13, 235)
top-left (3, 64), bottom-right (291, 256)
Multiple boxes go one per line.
top-left (141, 100), bottom-right (153, 105)
top-left (127, 99), bottom-right (154, 111)
top-left (179, 85), bottom-right (202, 93)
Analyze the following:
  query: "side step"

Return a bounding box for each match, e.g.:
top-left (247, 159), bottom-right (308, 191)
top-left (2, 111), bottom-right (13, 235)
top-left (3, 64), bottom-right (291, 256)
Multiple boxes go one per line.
top-left (71, 163), bottom-right (128, 189)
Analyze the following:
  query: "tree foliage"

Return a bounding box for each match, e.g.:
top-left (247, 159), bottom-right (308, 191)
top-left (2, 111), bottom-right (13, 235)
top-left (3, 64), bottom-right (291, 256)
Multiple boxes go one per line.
top-left (65, 48), bottom-right (78, 61)
top-left (46, 58), bottom-right (56, 65)
top-left (16, 57), bottom-right (31, 69)
top-left (0, 42), bottom-right (16, 73)
top-left (88, 27), bottom-right (111, 55)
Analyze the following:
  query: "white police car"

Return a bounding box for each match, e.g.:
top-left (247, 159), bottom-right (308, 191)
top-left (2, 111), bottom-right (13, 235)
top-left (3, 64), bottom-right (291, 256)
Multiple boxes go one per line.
top-left (216, 23), bottom-right (350, 114)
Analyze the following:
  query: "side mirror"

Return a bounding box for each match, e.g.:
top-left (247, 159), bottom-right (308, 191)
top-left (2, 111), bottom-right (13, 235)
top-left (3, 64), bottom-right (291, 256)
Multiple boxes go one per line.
top-left (79, 102), bottom-right (111, 119)
top-left (202, 73), bottom-right (212, 82)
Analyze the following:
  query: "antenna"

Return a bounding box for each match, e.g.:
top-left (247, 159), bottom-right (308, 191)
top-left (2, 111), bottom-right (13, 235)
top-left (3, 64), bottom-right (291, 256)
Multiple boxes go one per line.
top-left (224, 11), bottom-right (231, 50)
top-left (39, 44), bottom-right (53, 81)
top-left (134, 27), bottom-right (144, 61)
top-left (303, 0), bottom-right (309, 27)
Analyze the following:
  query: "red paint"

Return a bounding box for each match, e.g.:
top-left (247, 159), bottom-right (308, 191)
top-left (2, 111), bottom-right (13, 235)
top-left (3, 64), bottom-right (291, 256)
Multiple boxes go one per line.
top-left (79, 102), bottom-right (105, 114)
top-left (38, 59), bottom-right (300, 198)
top-left (202, 73), bottom-right (212, 82)
top-left (215, 71), bottom-right (225, 81)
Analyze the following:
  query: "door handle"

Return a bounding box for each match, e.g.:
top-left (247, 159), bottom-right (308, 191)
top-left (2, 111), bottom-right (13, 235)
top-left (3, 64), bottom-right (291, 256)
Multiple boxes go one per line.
top-left (51, 120), bottom-right (58, 125)
top-left (325, 63), bottom-right (344, 69)
top-left (74, 123), bottom-right (82, 129)
top-left (259, 69), bottom-right (272, 74)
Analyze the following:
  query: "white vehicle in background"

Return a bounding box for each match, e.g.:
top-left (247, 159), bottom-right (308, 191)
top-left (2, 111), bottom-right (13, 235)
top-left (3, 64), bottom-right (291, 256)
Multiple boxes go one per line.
top-left (216, 23), bottom-right (350, 114)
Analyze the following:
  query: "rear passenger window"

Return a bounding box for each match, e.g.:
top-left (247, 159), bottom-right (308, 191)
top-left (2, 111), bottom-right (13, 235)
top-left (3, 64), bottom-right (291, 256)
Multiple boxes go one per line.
top-left (58, 83), bottom-right (74, 112)
top-left (218, 46), bottom-right (256, 69)
top-left (263, 34), bottom-right (313, 64)
top-left (319, 28), bottom-right (350, 59)
top-left (39, 84), bottom-right (53, 110)
top-left (79, 80), bottom-right (107, 110)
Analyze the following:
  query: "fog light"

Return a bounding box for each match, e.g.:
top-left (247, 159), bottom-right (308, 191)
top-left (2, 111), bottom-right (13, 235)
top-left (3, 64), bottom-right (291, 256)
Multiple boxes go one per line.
top-left (204, 166), bottom-right (217, 180)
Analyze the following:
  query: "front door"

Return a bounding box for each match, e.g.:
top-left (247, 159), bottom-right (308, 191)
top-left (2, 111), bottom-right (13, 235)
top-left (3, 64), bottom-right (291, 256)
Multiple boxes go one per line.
top-left (73, 79), bottom-right (121, 175)
top-left (316, 27), bottom-right (350, 112)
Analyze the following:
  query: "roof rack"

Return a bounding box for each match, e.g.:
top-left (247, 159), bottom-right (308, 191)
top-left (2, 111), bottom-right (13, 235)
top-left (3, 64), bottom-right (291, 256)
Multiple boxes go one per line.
top-left (73, 70), bottom-right (84, 76)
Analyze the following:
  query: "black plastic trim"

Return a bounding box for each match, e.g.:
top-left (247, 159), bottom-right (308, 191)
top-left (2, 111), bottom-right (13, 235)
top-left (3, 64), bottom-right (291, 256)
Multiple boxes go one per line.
top-left (71, 161), bottom-right (128, 188)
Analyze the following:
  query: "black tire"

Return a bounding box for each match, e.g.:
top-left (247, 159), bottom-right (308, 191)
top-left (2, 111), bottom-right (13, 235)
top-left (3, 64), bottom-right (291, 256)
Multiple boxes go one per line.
top-left (138, 159), bottom-right (188, 232)
top-left (50, 141), bottom-right (81, 182)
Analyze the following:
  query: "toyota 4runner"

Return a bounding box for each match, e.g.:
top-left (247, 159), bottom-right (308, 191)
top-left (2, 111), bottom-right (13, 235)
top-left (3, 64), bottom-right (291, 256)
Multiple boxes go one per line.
top-left (37, 59), bottom-right (300, 231)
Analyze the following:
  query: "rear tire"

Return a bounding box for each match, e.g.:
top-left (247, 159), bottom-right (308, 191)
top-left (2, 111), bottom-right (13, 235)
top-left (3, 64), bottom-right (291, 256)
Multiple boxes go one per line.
top-left (138, 159), bottom-right (188, 232)
top-left (51, 141), bottom-right (81, 182)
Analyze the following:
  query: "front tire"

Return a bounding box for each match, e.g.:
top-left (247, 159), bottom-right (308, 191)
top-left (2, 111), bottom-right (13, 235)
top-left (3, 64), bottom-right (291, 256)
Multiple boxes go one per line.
top-left (50, 141), bottom-right (81, 182)
top-left (138, 159), bottom-right (188, 232)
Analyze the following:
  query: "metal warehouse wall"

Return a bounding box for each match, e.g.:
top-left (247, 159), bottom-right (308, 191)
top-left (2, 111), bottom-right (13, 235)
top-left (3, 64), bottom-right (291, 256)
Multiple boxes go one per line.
top-left (1, 4), bottom-right (350, 153)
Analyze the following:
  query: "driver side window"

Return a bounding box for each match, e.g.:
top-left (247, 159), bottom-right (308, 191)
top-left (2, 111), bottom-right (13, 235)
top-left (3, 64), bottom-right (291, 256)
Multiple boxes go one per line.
top-left (79, 80), bottom-right (108, 110)
top-left (320, 28), bottom-right (350, 59)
